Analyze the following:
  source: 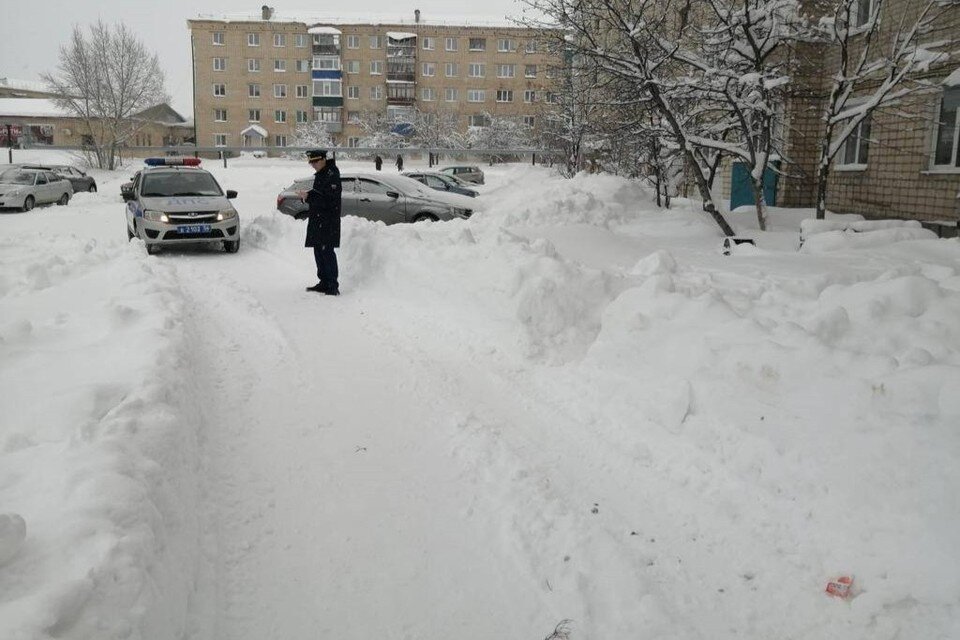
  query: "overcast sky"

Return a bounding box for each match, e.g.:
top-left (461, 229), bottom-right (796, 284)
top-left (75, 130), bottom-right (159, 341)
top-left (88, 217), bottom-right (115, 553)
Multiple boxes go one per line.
top-left (3, 1), bottom-right (530, 119)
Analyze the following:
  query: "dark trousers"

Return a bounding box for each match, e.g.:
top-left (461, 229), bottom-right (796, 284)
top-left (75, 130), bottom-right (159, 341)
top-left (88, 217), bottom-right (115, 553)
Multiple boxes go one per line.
top-left (313, 245), bottom-right (339, 291)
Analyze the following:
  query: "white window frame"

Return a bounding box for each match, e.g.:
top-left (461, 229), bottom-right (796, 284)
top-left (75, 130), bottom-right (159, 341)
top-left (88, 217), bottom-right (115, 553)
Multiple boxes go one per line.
top-left (422, 62), bottom-right (435, 77)
top-left (295, 34), bottom-right (308, 48)
top-left (525, 39), bottom-right (536, 53)
top-left (835, 114), bottom-right (872, 170)
top-left (370, 85), bottom-right (383, 100)
top-left (273, 84), bottom-right (288, 98)
top-left (275, 134), bottom-right (287, 147)
top-left (274, 59), bottom-right (286, 72)
top-left (348, 137), bottom-right (361, 148)
top-left (248, 33), bottom-right (260, 47)
top-left (370, 35), bottom-right (382, 49)
top-left (275, 110), bottom-right (287, 123)
top-left (346, 35), bottom-right (359, 49)
top-left (524, 89), bottom-right (536, 103)
top-left (296, 109), bottom-right (309, 123)
top-left (445, 37), bottom-right (458, 52)
top-left (296, 59), bottom-right (310, 72)
top-left (296, 84), bottom-right (309, 98)
top-left (370, 60), bottom-right (383, 75)
top-left (213, 57), bottom-right (226, 71)
top-left (248, 109), bottom-right (261, 122)
top-left (932, 86), bottom-right (960, 171)
top-left (852, 0), bottom-right (875, 29)
top-left (496, 90), bottom-right (513, 103)
top-left (214, 108), bottom-right (227, 122)
top-left (213, 31), bottom-right (225, 46)
top-left (523, 115), bottom-right (535, 127)
top-left (274, 33), bottom-right (285, 47)
top-left (468, 114), bottom-right (490, 127)
top-left (497, 64), bottom-right (515, 78)
top-left (347, 110), bottom-right (361, 124)
top-left (345, 60), bottom-right (360, 74)
top-left (525, 64), bottom-right (537, 78)
top-left (421, 87), bottom-right (436, 101)
top-left (445, 87), bottom-right (458, 102)
top-left (313, 80), bottom-right (342, 97)
top-left (469, 37), bottom-right (486, 52)
top-left (445, 62), bottom-right (458, 77)
top-left (213, 83), bottom-right (226, 97)
top-left (467, 89), bottom-right (485, 103)
top-left (468, 63), bottom-right (485, 78)
top-left (313, 56), bottom-right (341, 71)
top-left (347, 85), bottom-right (360, 99)
top-left (498, 38), bottom-right (514, 52)
top-left (248, 58), bottom-right (261, 72)
top-left (248, 83), bottom-right (261, 98)
top-left (215, 134), bottom-right (228, 146)
top-left (422, 37), bottom-right (435, 50)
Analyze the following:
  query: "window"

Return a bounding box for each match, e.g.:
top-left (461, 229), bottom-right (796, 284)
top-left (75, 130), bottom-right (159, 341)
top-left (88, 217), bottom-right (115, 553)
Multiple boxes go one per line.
top-left (853, 0), bottom-right (874, 28)
top-left (347, 110), bottom-right (361, 123)
top-left (498, 38), bottom-right (514, 52)
top-left (248, 109), bottom-right (261, 122)
top-left (248, 58), bottom-right (261, 72)
top-left (347, 85), bottom-right (360, 99)
top-left (315, 107), bottom-right (341, 122)
top-left (469, 114), bottom-right (491, 127)
top-left (523, 115), bottom-right (535, 127)
top-left (422, 37), bottom-right (434, 50)
top-left (445, 37), bottom-right (458, 51)
top-left (347, 35), bottom-right (359, 48)
top-left (248, 83), bottom-right (261, 98)
top-left (468, 63), bottom-right (485, 78)
top-left (525, 64), bottom-right (537, 78)
top-left (422, 62), bottom-right (435, 77)
top-left (525, 39), bottom-right (536, 53)
top-left (445, 87), bottom-right (459, 102)
top-left (248, 33), bottom-right (260, 46)
top-left (273, 84), bottom-right (287, 98)
top-left (838, 116), bottom-right (871, 167)
top-left (296, 109), bottom-right (309, 123)
top-left (313, 56), bottom-right (340, 70)
top-left (445, 62), bottom-right (459, 77)
top-left (213, 31), bottom-right (225, 46)
top-left (274, 34), bottom-right (285, 47)
top-left (934, 87), bottom-right (960, 168)
top-left (496, 90), bottom-right (513, 102)
top-left (524, 89), bottom-right (537, 103)
top-left (370, 85), bottom-right (383, 100)
top-left (295, 34), bottom-right (308, 47)
top-left (497, 64), bottom-right (515, 78)
top-left (212, 57), bottom-right (225, 72)
top-left (275, 134), bottom-right (287, 146)
top-left (296, 84), bottom-right (309, 98)
top-left (296, 59), bottom-right (310, 72)
top-left (370, 60), bottom-right (383, 75)
top-left (275, 110), bottom-right (287, 123)
top-left (214, 108), bottom-right (227, 122)
top-left (469, 37), bottom-right (486, 51)
top-left (348, 137), bottom-right (360, 148)
top-left (370, 35), bottom-right (382, 49)
top-left (467, 89), bottom-right (485, 102)
top-left (345, 60), bottom-right (360, 74)
top-left (312, 80), bottom-right (341, 96)
top-left (215, 134), bottom-right (227, 146)
top-left (421, 87), bottom-right (436, 101)
top-left (213, 83), bottom-right (226, 97)
top-left (274, 59), bottom-right (286, 72)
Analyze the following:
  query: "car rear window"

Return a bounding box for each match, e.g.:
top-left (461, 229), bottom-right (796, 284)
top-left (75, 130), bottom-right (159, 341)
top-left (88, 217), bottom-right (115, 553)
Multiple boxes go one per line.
top-left (141, 171), bottom-right (223, 197)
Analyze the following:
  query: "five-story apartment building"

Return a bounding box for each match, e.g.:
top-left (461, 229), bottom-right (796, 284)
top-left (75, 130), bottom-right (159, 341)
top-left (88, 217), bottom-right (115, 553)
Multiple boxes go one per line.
top-left (189, 8), bottom-right (558, 151)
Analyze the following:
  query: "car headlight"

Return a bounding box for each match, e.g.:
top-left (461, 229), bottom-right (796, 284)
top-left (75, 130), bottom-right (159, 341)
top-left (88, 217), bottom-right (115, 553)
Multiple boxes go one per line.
top-left (143, 210), bottom-right (169, 223)
top-left (216, 207), bottom-right (237, 221)
top-left (4, 187), bottom-right (24, 196)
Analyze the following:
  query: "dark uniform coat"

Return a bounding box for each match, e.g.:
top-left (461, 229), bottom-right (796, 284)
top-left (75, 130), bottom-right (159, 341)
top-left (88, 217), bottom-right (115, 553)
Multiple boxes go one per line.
top-left (304, 160), bottom-right (342, 248)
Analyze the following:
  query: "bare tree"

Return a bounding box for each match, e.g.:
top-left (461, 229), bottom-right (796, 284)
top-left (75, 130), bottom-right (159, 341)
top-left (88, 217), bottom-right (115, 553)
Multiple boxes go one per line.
top-left (42, 21), bottom-right (167, 169)
top-left (291, 121), bottom-right (336, 151)
top-left (811, 0), bottom-right (948, 219)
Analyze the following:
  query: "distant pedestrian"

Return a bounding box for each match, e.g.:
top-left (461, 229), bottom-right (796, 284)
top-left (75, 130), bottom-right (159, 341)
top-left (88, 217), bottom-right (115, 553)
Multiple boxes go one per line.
top-left (374, 154), bottom-right (383, 171)
top-left (299, 149), bottom-right (341, 296)
top-left (395, 154), bottom-right (404, 171)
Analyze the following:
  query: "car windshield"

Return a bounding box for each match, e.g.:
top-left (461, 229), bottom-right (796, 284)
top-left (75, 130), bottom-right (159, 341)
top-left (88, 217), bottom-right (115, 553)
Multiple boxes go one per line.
top-left (140, 171), bottom-right (223, 197)
top-left (0, 170), bottom-right (36, 185)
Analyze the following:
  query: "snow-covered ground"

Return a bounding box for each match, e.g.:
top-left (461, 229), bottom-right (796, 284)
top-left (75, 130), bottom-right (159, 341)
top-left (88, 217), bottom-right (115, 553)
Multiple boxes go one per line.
top-left (1, 151), bottom-right (958, 640)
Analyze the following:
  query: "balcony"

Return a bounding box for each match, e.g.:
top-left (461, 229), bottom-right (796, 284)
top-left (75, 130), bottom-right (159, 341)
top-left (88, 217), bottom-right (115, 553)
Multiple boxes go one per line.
top-left (386, 84), bottom-right (416, 105)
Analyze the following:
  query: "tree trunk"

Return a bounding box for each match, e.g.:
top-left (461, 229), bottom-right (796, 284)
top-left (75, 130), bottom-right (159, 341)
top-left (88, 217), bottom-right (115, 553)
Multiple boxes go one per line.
top-left (752, 181), bottom-right (767, 231)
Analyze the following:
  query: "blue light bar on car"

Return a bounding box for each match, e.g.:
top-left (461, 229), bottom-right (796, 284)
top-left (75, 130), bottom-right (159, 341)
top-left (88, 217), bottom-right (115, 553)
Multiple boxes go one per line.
top-left (144, 157), bottom-right (202, 167)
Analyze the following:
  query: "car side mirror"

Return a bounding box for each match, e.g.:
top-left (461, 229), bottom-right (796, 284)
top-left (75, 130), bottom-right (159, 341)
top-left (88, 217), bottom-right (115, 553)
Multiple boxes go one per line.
top-left (386, 191), bottom-right (399, 199)
top-left (226, 190), bottom-right (238, 199)
top-left (122, 193), bottom-right (133, 202)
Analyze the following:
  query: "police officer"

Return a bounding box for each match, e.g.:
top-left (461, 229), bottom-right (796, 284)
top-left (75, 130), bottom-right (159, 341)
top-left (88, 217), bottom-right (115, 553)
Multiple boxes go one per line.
top-left (301, 149), bottom-right (341, 295)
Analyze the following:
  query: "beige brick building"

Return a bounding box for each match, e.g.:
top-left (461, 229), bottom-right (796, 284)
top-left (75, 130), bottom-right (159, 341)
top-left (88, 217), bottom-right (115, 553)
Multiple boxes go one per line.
top-left (778, 0), bottom-right (960, 223)
top-left (188, 8), bottom-right (558, 152)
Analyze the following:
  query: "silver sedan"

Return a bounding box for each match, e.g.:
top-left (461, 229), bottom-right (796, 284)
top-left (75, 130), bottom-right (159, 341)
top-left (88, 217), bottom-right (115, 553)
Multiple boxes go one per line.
top-left (0, 168), bottom-right (74, 211)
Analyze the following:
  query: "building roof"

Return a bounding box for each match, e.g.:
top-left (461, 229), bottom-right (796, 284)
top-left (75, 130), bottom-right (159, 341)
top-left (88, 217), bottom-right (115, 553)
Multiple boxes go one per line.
top-left (190, 10), bottom-right (524, 28)
top-left (0, 98), bottom-right (70, 118)
top-left (0, 77), bottom-right (55, 94)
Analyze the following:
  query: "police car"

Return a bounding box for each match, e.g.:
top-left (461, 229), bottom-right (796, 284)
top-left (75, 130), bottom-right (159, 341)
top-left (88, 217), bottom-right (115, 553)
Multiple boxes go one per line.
top-left (125, 157), bottom-right (240, 254)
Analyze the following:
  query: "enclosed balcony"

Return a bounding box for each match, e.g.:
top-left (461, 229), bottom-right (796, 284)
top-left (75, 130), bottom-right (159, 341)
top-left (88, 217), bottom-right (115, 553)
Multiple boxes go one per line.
top-left (309, 27), bottom-right (341, 56)
top-left (386, 32), bottom-right (417, 61)
top-left (386, 82), bottom-right (416, 106)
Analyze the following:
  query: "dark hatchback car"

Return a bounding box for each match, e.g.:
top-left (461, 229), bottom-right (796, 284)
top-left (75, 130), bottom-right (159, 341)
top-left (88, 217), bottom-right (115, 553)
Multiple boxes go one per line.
top-left (24, 164), bottom-right (97, 193)
top-left (121, 171), bottom-right (141, 201)
top-left (403, 171), bottom-right (478, 197)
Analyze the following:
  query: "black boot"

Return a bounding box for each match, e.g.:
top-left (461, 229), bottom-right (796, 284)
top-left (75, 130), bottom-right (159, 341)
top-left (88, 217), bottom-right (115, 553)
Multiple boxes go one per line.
top-left (305, 282), bottom-right (326, 292)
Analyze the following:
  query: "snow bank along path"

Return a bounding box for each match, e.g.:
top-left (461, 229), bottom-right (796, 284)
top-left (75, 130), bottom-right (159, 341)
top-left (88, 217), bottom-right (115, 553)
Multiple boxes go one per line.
top-left (1, 154), bottom-right (958, 640)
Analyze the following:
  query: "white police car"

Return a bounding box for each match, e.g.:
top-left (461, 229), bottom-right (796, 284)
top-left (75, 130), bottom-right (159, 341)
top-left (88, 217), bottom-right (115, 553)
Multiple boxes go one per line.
top-left (125, 157), bottom-right (240, 254)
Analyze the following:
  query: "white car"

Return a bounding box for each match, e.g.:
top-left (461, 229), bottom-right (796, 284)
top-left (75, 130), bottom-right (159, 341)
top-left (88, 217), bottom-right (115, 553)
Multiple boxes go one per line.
top-left (0, 168), bottom-right (73, 211)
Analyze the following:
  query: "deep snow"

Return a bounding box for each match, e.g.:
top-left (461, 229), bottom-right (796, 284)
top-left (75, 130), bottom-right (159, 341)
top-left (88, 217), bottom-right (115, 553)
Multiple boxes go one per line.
top-left (0, 151), bottom-right (958, 640)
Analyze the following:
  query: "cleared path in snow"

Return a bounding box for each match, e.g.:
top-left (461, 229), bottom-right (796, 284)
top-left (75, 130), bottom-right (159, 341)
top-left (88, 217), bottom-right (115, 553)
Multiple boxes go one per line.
top-left (175, 246), bottom-right (563, 639)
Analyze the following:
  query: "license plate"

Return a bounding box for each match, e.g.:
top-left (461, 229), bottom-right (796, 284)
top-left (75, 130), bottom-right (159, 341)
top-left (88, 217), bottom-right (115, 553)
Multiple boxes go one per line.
top-left (176, 224), bottom-right (211, 234)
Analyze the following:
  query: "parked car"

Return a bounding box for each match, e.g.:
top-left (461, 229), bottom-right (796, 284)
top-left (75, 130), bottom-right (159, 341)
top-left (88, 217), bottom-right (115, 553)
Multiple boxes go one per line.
top-left (23, 164), bottom-right (97, 193)
top-left (403, 171), bottom-right (478, 197)
top-left (120, 171), bottom-right (141, 201)
top-left (276, 172), bottom-right (475, 223)
top-left (0, 168), bottom-right (73, 211)
top-left (125, 157), bottom-right (240, 254)
top-left (439, 165), bottom-right (485, 185)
